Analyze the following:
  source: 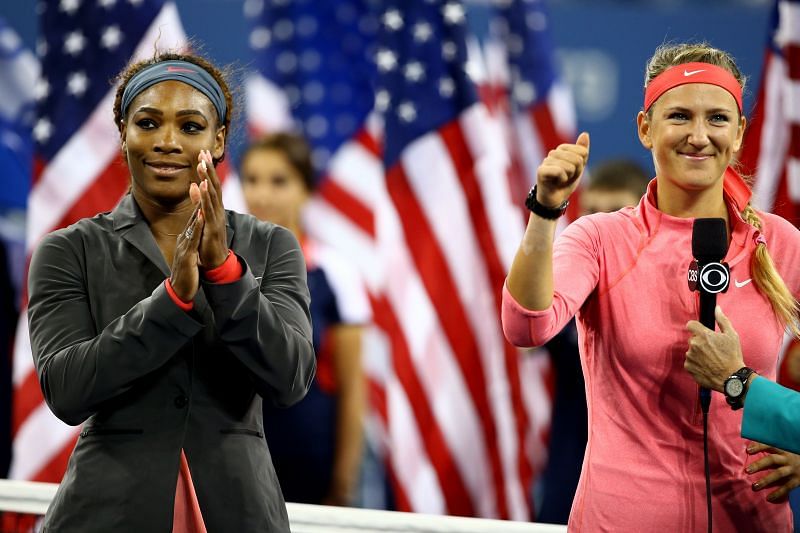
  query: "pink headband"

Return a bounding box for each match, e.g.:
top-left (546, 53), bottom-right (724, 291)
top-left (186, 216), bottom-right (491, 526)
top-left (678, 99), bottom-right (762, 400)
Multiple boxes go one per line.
top-left (644, 62), bottom-right (743, 113)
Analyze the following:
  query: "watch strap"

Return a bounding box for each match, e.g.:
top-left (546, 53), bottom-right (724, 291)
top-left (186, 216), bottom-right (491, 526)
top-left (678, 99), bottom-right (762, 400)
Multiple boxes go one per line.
top-left (525, 185), bottom-right (569, 220)
top-left (725, 366), bottom-right (754, 410)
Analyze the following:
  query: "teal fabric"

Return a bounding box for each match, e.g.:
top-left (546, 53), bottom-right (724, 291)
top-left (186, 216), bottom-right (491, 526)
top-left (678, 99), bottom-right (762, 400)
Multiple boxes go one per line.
top-left (742, 377), bottom-right (800, 454)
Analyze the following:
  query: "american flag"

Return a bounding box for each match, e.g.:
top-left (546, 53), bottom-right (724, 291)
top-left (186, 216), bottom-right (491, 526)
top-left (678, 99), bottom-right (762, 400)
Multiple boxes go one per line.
top-left (10, 0), bottom-right (188, 484)
top-left (245, 0), bottom-right (572, 519)
top-left (0, 15), bottom-right (38, 487)
top-left (740, 0), bottom-right (800, 222)
top-left (0, 17), bottom-right (38, 221)
top-left (471, 0), bottom-right (575, 211)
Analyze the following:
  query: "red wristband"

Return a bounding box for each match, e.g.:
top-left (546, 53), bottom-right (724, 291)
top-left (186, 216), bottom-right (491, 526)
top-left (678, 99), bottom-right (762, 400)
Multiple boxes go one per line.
top-left (203, 250), bottom-right (242, 284)
top-left (165, 279), bottom-right (194, 311)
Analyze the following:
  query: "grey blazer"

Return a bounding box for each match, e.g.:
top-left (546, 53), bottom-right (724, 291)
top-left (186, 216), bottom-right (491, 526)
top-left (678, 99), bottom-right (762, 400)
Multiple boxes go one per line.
top-left (27, 194), bottom-right (315, 532)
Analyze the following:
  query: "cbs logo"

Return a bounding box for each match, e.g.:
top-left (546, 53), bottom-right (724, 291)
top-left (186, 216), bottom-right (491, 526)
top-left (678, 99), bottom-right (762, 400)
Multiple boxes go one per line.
top-left (698, 262), bottom-right (730, 294)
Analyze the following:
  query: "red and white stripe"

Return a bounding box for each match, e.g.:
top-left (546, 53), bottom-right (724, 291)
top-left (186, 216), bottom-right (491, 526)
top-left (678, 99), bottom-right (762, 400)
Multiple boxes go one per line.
top-left (742, 0), bottom-right (800, 224)
top-left (10, 2), bottom-right (188, 482)
top-left (470, 34), bottom-right (576, 227)
top-left (244, 16), bottom-right (577, 515)
top-left (295, 103), bottom-right (538, 518)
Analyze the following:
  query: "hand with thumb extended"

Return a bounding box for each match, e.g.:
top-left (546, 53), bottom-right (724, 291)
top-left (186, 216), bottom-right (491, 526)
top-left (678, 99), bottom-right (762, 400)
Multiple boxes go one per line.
top-left (684, 305), bottom-right (745, 392)
top-left (535, 132), bottom-right (590, 208)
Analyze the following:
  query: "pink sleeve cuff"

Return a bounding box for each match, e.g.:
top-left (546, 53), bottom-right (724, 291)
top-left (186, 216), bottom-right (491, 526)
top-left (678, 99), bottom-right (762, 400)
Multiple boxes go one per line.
top-left (165, 279), bottom-right (194, 311)
top-left (202, 250), bottom-right (242, 284)
top-left (501, 281), bottom-right (556, 347)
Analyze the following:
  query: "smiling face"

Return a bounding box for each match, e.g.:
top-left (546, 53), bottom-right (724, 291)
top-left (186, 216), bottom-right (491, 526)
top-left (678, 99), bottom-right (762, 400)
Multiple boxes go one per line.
top-left (637, 83), bottom-right (745, 199)
top-left (121, 80), bottom-right (225, 205)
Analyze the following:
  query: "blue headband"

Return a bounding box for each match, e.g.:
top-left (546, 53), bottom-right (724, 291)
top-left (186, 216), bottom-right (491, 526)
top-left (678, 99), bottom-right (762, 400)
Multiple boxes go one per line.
top-left (121, 60), bottom-right (227, 123)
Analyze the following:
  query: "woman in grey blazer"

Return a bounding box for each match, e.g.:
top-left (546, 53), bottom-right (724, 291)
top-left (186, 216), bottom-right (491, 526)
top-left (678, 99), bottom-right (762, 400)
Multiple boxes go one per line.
top-left (27, 52), bottom-right (316, 532)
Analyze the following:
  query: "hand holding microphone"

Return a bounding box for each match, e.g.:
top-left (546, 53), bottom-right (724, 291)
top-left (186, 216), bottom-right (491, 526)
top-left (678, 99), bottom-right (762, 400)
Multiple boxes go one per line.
top-left (687, 218), bottom-right (731, 412)
top-left (685, 305), bottom-right (745, 392)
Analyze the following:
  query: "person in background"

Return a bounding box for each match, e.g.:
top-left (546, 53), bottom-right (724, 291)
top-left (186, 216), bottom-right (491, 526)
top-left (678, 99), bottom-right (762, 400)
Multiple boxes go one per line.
top-left (537, 158), bottom-right (649, 524)
top-left (503, 42), bottom-right (800, 530)
top-left (578, 160), bottom-right (651, 216)
top-left (240, 133), bottom-right (370, 506)
top-left (27, 51), bottom-right (315, 532)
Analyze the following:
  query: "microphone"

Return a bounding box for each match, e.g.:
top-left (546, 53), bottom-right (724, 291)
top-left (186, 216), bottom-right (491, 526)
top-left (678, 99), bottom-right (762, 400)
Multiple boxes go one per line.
top-left (690, 218), bottom-right (730, 413)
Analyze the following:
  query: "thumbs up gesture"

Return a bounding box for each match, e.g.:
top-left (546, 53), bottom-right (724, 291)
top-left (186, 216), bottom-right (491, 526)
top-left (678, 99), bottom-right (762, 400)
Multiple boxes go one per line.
top-left (535, 132), bottom-right (590, 208)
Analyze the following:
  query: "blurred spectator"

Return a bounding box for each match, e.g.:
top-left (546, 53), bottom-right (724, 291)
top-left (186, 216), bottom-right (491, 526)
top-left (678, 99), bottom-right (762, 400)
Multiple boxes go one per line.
top-left (579, 159), bottom-right (651, 215)
top-left (240, 133), bottom-right (370, 506)
top-left (536, 158), bottom-right (648, 524)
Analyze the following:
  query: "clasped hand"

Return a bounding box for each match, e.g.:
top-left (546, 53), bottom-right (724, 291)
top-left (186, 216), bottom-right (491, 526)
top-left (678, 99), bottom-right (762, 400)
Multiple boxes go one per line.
top-left (169, 150), bottom-right (229, 301)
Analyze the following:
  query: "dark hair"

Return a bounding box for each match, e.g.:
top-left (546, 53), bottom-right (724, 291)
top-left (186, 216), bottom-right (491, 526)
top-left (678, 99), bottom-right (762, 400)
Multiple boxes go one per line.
top-left (240, 133), bottom-right (316, 192)
top-left (586, 159), bottom-right (649, 198)
top-left (113, 51), bottom-right (234, 164)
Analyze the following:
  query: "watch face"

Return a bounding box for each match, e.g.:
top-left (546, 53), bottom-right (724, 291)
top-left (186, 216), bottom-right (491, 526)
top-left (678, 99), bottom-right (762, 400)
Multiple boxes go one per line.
top-left (726, 378), bottom-right (744, 398)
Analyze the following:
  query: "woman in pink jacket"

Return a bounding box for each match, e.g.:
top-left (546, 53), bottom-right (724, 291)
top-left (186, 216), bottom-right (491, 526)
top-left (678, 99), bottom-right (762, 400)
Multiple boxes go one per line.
top-left (502, 42), bottom-right (800, 531)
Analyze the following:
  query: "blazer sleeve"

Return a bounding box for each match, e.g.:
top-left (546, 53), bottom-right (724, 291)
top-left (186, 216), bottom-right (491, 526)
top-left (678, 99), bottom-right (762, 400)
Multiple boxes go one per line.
top-left (201, 225), bottom-right (315, 407)
top-left (28, 231), bottom-right (205, 426)
top-left (742, 377), bottom-right (800, 454)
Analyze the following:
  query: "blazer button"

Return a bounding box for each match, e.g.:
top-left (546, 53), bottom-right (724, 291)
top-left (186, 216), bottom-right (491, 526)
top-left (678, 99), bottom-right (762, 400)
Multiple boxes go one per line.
top-left (174, 395), bottom-right (188, 408)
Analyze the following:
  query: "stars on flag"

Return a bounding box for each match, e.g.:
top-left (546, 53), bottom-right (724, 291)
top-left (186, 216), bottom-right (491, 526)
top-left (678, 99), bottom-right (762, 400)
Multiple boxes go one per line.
top-left (60, 0), bottom-right (81, 16)
top-left (63, 30), bottom-right (86, 56)
top-left (383, 9), bottom-right (403, 31)
top-left (35, 0), bottom-right (158, 153)
top-left (442, 2), bottom-right (465, 25)
top-left (33, 117), bottom-right (53, 143)
top-left (442, 41), bottom-right (457, 60)
top-left (36, 38), bottom-right (48, 57)
top-left (34, 78), bottom-right (50, 101)
top-left (438, 77), bottom-right (455, 98)
top-left (250, 26), bottom-right (271, 50)
top-left (403, 61), bottom-right (425, 83)
top-left (413, 22), bottom-right (433, 43)
top-left (246, 1), bottom-right (378, 171)
top-left (101, 25), bottom-right (123, 50)
top-left (66, 71), bottom-right (89, 97)
top-left (397, 101), bottom-right (417, 123)
top-left (377, 48), bottom-right (398, 72)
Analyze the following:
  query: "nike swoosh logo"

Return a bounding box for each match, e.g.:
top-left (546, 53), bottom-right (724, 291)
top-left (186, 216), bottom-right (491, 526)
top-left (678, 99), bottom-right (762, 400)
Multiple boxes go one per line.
top-left (166, 66), bottom-right (195, 73)
top-left (684, 69), bottom-right (705, 77)
top-left (735, 279), bottom-right (752, 288)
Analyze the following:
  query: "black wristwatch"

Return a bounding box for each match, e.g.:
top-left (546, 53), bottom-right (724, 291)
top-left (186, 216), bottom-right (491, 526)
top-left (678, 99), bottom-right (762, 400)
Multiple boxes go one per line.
top-left (723, 366), bottom-right (755, 410)
top-left (525, 185), bottom-right (569, 220)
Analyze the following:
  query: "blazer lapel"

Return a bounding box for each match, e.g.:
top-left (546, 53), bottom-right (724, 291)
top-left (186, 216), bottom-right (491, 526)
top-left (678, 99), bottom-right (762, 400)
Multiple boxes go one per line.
top-left (112, 195), bottom-right (171, 278)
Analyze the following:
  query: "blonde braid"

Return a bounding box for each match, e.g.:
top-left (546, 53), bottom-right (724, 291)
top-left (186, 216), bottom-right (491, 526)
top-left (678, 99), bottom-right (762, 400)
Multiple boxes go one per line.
top-left (742, 205), bottom-right (800, 337)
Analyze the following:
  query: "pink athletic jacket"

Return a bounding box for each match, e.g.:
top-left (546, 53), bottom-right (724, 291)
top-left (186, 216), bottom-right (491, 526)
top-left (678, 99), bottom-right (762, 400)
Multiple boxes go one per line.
top-left (502, 180), bottom-right (800, 531)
